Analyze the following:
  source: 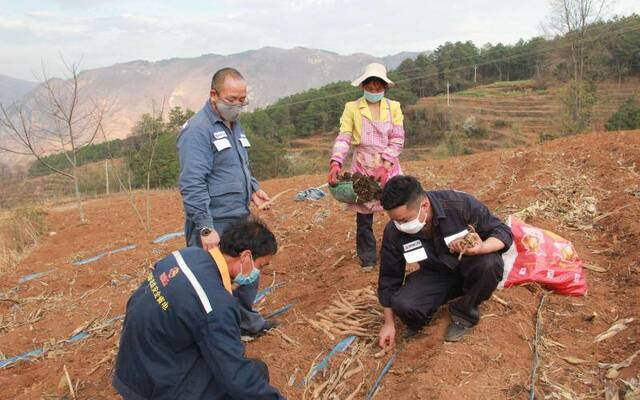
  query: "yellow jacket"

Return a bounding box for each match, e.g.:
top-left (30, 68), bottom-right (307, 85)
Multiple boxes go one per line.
top-left (339, 97), bottom-right (404, 144)
top-left (330, 97), bottom-right (405, 166)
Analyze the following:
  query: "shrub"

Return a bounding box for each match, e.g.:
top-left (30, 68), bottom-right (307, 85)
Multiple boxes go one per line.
top-left (493, 119), bottom-right (512, 128)
top-left (445, 131), bottom-right (467, 156)
top-left (462, 116), bottom-right (488, 138)
top-left (605, 97), bottom-right (640, 131)
top-left (558, 79), bottom-right (597, 135)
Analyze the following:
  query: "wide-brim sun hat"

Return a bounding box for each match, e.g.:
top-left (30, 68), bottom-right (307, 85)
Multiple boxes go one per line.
top-left (351, 63), bottom-right (395, 87)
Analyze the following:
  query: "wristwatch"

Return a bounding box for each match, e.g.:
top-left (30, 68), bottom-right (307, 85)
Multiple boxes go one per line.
top-left (200, 227), bottom-right (213, 237)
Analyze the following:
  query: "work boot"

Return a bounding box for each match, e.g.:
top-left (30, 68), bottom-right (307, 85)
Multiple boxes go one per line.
top-left (444, 319), bottom-right (471, 342)
top-left (361, 263), bottom-right (376, 273)
top-left (241, 319), bottom-right (279, 339)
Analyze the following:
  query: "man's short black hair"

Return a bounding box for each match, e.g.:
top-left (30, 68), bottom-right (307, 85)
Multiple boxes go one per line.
top-left (380, 175), bottom-right (426, 210)
top-left (362, 76), bottom-right (387, 87)
top-left (211, 67), bottom-right (245, 91)
top-left (219, 217), bottom-right (277, 258)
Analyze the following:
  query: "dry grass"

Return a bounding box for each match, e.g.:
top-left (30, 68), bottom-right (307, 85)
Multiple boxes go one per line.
top-left (514, 160), bottom-right (599, 231)
top-left (0, 207), bottom-right (47, 274)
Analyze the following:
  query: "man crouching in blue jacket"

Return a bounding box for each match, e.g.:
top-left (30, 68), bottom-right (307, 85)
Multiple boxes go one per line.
top-left (113, 218), bottom-right (285, 399)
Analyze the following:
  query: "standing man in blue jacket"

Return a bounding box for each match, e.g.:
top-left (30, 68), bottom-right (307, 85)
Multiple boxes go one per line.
top-left (177, 67), bottom-right (272, 336)
top-left (113, 218), bottom-right (285, 400)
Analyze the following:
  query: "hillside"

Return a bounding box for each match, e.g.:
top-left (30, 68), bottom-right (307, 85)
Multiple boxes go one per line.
top-left (1, 130), bottom-right (638, 398)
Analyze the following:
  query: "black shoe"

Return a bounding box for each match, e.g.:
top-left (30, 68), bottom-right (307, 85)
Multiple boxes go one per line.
top-left (241, 319), bottom-right (279, 338)
top-left (445, 320), bottom-right (471, 342)
top-left (402, 326), bottom-right (422, 339)
top-left (262, 319), bottom-right (279, 331)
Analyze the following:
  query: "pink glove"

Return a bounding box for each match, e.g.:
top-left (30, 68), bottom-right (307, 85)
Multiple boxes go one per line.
top-left (328, 161), bottom-right (341, 187)
top-left (372, 166), bottom-right (390, 187)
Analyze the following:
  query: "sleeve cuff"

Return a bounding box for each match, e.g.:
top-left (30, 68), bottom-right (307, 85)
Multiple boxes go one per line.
top-left (378, 291), bottom-right (393, 308)
top-left (490, 231), bottom-right (513, 252)
top-left (194, 214), bottom-right (215, 231)
top-left (250, 178), bottom-right (260, 194)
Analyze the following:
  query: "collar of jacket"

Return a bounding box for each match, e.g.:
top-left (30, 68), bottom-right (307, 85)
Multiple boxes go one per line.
top-left (208, 247), bottom-right (233, 294)
top-left (357, 96), bottom-right (389, 121)
top-left (426, 191), bottom-right (446, 227)
top-left (203, 99), bottom-right (224, 126)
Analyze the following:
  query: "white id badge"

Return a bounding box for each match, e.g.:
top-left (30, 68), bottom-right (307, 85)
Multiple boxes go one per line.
top-left (213, 138), bottom-right (231, 151)
top-left (404, 247), bottom-right (428, 263)
top-left (239, 137), bottom-right (251, 147)
top-left (213, 131), bottom-right (227, 139)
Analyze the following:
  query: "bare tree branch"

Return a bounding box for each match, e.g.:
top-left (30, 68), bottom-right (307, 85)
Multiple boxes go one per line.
top-left (0, 58), bottom-right (112, 222)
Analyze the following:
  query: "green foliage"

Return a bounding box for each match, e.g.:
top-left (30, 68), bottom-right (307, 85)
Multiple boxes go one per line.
top-left (404, 107), bottom-right (450, 146)
top-left (28, 138), bottom-right (128, 177)
top-left (125, 110), bottom-right (186, 188)
top-left (445, 131), bottom-right (467, 156)
top-left (245, 132), bottom-right (290, 180)
top-left (596, 15), bottom-right (640, 80)
top-left (605, 97), bottom-right (640, 131)
top-left (558, 79), bottom-right (598, 135)
top-left (493, 119), bottom-right (511, 128)
top-left (168, 106), bottom-right (195, 131)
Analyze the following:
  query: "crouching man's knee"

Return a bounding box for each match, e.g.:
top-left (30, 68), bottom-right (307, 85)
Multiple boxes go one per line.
top-left (249, 358), bottom-right (269, 382)
top-left (390, 294), bottom-right (414, 318)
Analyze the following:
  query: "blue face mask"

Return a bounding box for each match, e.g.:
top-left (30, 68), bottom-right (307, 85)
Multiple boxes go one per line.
top-left (363, 90), bottom-right (384, 103)
top-left (233, 255), bottom-right (260, 286)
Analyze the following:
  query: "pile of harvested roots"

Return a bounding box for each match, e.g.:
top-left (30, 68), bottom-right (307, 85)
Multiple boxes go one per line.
top-left (305, 287), bottom-right (383, 340)
top-left (302, 287), bottom-right (388, 400)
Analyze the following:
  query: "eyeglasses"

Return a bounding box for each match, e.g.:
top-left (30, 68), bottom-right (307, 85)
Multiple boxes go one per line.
top-left (220, 97), bottom-right (249, 107)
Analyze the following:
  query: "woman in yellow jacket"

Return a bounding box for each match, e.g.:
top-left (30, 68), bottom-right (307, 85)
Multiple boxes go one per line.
top-left (327, 63), bottom-right (405, 272)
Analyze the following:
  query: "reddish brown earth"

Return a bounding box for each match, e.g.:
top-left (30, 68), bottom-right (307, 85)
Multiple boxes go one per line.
top-left (1, 130), bottom-right (639, 399)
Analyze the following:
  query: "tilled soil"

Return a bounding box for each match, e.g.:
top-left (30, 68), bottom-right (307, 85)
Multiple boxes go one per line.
top-left (1, 130), bottom-right (639, 399)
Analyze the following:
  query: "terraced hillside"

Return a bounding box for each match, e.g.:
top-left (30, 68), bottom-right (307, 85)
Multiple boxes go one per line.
top-left (414, 79), bottom-right (640, 148)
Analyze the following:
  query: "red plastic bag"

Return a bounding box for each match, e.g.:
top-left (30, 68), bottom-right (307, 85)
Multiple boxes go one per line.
top-left (498, 216), bottom-right (587, 296)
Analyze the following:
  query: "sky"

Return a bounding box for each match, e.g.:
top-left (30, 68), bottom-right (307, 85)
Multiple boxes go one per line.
top-left (0, 0), bottom-right (637, 81)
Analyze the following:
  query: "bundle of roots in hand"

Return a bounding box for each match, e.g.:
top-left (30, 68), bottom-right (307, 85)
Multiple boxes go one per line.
top-left (305, 287), bottom-right (383, 340)
top-left (338, 173), bottom-right (382, 203)
top-left (458, 225), bottom-right (479, 260)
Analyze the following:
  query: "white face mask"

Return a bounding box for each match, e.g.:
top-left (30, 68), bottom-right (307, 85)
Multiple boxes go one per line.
top-left (393, 206), bottom-right (426, 234)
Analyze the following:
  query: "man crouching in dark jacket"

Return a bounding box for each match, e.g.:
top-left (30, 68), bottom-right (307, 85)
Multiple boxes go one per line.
top-left (113, 218), bottom-right (285, 399)
top-left (377, 175), bottom-right (513, 346)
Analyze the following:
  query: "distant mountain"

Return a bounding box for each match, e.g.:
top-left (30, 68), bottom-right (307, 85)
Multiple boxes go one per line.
top-left (380, 51), bottom-right (424, 69)
top-left (11, 47), bottom-right (422, 140)
top-left (0, 74), bottom-right (37, 106)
